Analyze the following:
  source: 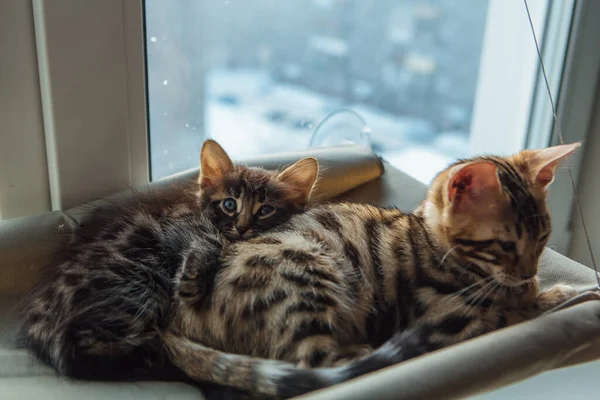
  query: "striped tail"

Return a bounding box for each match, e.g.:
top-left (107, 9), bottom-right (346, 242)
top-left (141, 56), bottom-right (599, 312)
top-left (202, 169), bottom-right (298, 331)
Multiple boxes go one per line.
top-left (164, 327), bottom-right (432, 399)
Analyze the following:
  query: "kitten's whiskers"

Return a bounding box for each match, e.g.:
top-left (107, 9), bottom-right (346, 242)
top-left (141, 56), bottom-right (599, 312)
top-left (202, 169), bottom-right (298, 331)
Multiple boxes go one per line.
top-left (438, 246), bottom-right (458, 269)
top-left (446, 276), bottom-right (494, 305)
top-left (446, 277), bottom-right (495, 315)
top-left (459, 279), bottom-right (498, 317)
top-left (467, 282), bottom-right (501, 318)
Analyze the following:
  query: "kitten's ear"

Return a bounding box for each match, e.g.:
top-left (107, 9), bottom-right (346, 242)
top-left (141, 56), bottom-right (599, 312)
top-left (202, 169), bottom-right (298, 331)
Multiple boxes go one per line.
top-left (199, 140), bottom-right (234, 189)
top-left (528, 142), bottom-right (581, 187)
top-left (277, 157), bottom-right (319, 205)
top-left (447, 161), bottom-right (502, 213)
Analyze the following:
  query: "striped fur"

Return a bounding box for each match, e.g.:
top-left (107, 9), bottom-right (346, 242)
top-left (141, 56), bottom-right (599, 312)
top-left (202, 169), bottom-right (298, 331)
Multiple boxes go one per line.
top-left (19, 143), bottom-right (580, 399)
top-left (164, 144), bottom-right (581, 399)
top-left (19, 140), bottom-right (319, 386)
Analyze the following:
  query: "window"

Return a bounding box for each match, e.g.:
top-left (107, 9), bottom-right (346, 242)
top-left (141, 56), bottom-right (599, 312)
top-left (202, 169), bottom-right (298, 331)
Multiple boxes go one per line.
top-left (143, 0), bottom-right (575, 185)
top-left (2, 0), bottom-right (599, 258)
top-left (145, 0), bottom-right (491, 182)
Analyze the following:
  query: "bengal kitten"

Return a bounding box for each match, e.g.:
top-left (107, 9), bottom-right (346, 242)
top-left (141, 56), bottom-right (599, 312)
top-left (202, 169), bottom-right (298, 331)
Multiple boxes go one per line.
top-left (164, 143), bottom-right (581, 399)
top-left (20, 139), bottom-right (319, 381)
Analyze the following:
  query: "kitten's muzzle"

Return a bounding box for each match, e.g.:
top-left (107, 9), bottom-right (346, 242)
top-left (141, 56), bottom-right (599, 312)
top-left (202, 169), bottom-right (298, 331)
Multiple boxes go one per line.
top-left (235, 225), bottom-right (250, 235)
top-left (494, 272), bottom-right (536, 287)
top-left (519, 272), bottom-right (536, 280)
top-left (226, 227), bottom-right (255, 240)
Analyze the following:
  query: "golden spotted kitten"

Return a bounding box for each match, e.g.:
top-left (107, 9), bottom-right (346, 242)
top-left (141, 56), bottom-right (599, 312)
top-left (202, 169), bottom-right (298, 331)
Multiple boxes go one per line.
top-left (164, 143), bottom-right (581, 399)
top-left (20, 140), bottom-right (319, 381)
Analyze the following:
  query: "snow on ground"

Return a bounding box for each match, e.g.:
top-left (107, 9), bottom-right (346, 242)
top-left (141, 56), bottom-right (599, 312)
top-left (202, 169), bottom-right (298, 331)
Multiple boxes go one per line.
top-left (151, 69), bottom-right (468, 184)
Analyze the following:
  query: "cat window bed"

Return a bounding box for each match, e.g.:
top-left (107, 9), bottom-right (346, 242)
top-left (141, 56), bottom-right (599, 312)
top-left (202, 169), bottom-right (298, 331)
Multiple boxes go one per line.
top-left (1, 145), bottom-right (599, 400)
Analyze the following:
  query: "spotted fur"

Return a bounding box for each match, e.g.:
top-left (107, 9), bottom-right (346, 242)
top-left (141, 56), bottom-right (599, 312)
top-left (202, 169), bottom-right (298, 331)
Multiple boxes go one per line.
top-left (163, 143), bottom-right (582, 399)
top-left (19, 140), bottom-right (319, 384)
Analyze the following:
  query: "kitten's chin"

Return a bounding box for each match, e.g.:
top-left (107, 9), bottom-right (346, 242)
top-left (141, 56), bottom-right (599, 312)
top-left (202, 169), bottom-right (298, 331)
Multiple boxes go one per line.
top-left (242, 231), bottom-right (257, 239)
top-left (493, 273), bottom-right (533, 288)
top-left (224, 231), bottom-right (256, 241)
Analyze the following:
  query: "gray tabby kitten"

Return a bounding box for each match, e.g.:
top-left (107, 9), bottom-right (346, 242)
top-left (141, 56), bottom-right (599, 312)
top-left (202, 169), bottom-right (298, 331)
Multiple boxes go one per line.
top-left (20, 140), bottom-right (319, 384)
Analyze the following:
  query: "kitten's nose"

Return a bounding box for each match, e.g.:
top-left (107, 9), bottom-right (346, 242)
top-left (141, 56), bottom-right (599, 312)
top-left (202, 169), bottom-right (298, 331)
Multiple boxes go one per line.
top-left (236, 225), bottom-right (249, 235)
top-left (519, 259), bottom-right (537, 281)
top-left (520, 272), bottom-right (536, 280)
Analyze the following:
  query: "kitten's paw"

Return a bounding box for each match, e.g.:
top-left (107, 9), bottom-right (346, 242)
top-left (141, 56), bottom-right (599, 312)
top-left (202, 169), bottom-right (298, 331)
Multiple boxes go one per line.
top-left (176, 249), bottom-right (218, 306)
top-left (537, 284), bottom-right (578, 311)
top-left (176, 279), bottom-right (207, 305)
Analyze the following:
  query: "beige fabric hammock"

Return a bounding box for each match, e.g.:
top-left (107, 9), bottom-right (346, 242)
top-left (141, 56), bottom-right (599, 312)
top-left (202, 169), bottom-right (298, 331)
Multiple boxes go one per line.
top-left (1, 145), bottom-right (598, 399)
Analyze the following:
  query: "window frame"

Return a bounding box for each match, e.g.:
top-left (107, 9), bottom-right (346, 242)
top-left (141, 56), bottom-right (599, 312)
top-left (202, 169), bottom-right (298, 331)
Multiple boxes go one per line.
top-left (537, 0), bottom-right (600, 255)
top-left (0, 0), bottom-right (51, 220)
top-left (469, 0), bottom-right (600, 255)
top-left (469, 0), bottom-right (554, 156)
top-left (3, 0), bottom-right (600, 258)
top-left (31, 0), bottom-right (149, 212)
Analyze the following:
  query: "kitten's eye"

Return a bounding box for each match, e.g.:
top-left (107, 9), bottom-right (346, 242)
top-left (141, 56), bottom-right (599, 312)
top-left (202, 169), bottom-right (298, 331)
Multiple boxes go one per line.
top-left (258, 205), bottom-right (275, 217)
top-left (222, 198), bottom-right (237, 212)
top-left (500, 241), bottom-right (516, 252)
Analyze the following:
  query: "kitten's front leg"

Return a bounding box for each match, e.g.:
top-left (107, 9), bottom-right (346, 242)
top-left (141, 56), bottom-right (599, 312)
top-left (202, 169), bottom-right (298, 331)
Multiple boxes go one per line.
top-left (176, 237), bottom-right (226, 307)
top-left (534, 284), bottom-right (579, 313)
top-left (503, 284), bottom-right (578, 325)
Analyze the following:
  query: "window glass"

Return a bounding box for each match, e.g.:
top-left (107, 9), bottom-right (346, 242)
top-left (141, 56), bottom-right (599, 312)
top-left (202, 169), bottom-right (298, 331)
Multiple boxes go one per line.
top-left (145, 0), bottom-right (489, 181)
